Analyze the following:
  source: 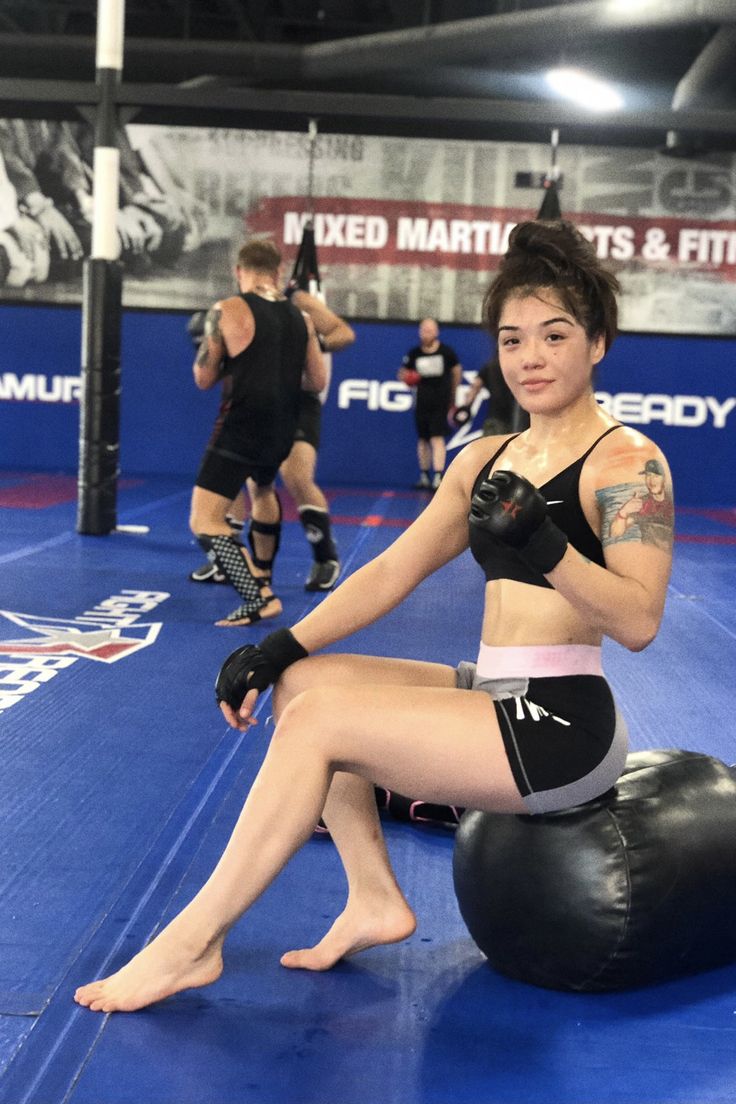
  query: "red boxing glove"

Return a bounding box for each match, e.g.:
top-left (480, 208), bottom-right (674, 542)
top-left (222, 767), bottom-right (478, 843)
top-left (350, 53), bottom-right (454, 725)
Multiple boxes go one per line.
top-left (403, 369), bottom-right (421, 387)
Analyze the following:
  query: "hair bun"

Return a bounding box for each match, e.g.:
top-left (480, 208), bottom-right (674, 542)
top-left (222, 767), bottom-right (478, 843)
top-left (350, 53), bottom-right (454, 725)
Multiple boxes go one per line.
top-left (508, 219), bottom-right (581, 263)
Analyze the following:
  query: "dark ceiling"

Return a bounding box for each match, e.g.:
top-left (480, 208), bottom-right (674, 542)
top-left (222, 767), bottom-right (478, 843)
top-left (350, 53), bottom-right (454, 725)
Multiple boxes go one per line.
top-left (0, 0), bottom-right (735, 152)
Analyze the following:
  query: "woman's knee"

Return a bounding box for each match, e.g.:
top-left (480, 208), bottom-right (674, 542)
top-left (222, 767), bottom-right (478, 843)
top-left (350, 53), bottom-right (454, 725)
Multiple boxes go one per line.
top-left (272, 685), bottom-right (340, 751)
top-left (273, 657), bottom-right (316, 717)
top-left (273, 655), bottom-right (358, 718)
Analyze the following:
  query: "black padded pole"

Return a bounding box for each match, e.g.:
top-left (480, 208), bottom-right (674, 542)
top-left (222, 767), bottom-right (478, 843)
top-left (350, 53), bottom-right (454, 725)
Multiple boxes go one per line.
top-left (76, 0), bottom-right (125, 535)
top-left (77, 258), bottom-right (122, 534)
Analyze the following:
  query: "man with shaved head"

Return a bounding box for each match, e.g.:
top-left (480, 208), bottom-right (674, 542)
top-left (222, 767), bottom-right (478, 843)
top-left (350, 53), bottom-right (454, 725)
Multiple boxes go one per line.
top-left (398, 317), bottom-right (462, 491)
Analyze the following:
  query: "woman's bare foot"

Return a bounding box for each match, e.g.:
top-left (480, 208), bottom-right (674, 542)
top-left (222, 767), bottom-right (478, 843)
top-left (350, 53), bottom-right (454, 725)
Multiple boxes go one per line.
top-left (280, 897), bottom-right (417, 971)
top-left (74, 925), bottom-right (224, 1013)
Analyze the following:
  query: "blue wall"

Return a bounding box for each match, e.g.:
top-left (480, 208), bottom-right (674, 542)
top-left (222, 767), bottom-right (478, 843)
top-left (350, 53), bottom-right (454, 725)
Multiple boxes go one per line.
top-left (0, 304), bottom-right (734, 506)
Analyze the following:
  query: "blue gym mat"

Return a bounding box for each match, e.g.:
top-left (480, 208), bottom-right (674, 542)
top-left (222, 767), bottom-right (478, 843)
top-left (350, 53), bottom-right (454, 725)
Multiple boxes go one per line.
top-left (0, 471), bottom-right (734, 1104)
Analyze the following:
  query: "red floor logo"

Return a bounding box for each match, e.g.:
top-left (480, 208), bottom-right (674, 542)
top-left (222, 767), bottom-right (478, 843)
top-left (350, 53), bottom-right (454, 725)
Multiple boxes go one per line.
top-left (0, 590), bottom-right (169, 715)
top-left (0, 611), bottom-right (162, 662)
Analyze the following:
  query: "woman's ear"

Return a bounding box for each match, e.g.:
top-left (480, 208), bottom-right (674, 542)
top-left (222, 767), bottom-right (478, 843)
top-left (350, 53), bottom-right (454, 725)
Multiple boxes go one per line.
top-left (591, 332), bottom-right (606, 367)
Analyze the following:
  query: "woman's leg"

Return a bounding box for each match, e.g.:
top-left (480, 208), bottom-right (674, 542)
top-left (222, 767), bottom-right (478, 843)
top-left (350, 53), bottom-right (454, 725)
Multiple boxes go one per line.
top-left (273, 655), bottom-right (456, 970)
top-left (280, 767), bottom-right (416, 971)
top-left (75, 665), bottom-right (524, 1012)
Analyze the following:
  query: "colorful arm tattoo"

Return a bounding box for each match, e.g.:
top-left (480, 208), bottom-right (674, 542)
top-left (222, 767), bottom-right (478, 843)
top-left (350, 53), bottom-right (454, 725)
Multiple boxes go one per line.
top-left (597, 479), bottom-right (674, 552)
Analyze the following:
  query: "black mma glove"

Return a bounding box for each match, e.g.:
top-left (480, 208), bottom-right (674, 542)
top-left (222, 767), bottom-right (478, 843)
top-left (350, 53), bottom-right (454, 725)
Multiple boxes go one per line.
top-left (469, 470), bottom-right (568, 575)
top-left (186, 310), bottom-right (207, 348)
top-left (451, 404), bottom-right (472, 428)
top-left (215, 628), bottom-right (308, 710)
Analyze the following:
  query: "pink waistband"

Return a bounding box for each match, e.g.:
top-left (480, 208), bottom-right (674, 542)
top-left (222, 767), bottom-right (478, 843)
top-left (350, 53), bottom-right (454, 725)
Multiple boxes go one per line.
top-left (476, 642), bottom-right (604, 680)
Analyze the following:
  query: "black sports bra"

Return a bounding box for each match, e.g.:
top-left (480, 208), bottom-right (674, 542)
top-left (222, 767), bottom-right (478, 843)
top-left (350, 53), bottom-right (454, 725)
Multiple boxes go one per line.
top-left (468, 425), bottom-right (622, 588)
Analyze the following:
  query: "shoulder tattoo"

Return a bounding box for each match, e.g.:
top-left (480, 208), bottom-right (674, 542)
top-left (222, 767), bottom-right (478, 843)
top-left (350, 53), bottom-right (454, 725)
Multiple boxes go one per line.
top-left (597, 478), bottom-right (674, 552)
top-left (204, 307), bottom-right (222, 341)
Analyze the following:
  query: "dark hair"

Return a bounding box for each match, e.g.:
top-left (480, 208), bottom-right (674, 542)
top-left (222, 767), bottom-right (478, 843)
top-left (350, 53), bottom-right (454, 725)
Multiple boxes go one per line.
top-left (237, 239), bottom-right (282, 275)
top-left (483, 220), bottom-right (620, 351)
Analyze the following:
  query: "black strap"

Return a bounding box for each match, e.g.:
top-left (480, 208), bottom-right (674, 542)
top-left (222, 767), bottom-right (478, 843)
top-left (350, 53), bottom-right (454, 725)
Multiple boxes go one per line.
top-left (471, 433), bottom-right (522, 498)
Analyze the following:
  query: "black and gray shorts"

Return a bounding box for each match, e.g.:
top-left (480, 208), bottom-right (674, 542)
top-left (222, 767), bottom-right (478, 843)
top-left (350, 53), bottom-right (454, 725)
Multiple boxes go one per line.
top-left (455, 662), bottom-right (628, 815)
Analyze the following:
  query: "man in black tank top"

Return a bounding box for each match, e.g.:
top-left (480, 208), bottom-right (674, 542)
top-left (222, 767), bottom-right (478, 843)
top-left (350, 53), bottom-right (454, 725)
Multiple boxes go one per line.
top-left (189, 239), bottom-right (326, 627)
top-left (188, 289), bottom-right (355, 594)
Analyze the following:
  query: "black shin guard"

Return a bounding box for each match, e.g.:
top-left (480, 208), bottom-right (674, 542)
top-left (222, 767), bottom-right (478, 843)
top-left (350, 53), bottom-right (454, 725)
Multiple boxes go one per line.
top-left (197, 533), bottom-right (262, 607)
top-left (299, 505), bottom-right (338, 563)
top-left (247, 519), bottom-right (281, 574)
top-left (247, 493), bottom-right (282, 576)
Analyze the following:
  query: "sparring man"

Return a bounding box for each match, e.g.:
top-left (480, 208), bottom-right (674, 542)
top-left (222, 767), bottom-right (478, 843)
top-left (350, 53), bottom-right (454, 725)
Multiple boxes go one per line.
top-left (188, 288), bottom-right (354, 593)
top-left (189, 239), bottom-right (325, 626)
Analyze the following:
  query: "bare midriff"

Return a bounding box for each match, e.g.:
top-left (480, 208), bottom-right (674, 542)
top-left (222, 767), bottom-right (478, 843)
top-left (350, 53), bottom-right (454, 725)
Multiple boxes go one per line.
top-left (481, 579), bottom-right (603, 648)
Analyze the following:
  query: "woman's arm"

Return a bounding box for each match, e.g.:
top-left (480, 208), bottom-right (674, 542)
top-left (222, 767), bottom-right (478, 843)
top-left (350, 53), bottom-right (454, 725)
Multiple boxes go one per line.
top-left (290, 449), bottom-right (474, 653)
top-left (547, 436), bottom-right (674, 651)
top-left (217, 439), bottom-right (489, 728)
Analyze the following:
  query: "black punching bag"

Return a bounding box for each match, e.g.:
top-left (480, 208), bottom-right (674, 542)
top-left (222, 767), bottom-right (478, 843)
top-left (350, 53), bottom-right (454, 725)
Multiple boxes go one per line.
top-left (452, 749), bottom-right (736, 991)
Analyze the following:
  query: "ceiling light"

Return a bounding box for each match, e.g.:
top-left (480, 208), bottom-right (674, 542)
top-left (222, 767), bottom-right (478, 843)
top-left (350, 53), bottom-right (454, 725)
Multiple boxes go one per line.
top-left (545, 68), bottom-right (624, 112)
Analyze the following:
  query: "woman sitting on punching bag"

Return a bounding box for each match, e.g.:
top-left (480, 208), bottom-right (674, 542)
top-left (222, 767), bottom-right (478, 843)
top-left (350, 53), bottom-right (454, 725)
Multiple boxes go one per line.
top-left (75, 220), bottom-right (674, 1013)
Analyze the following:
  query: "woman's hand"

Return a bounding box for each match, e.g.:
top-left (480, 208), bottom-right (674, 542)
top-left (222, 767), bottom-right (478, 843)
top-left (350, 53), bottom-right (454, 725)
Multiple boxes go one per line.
top-left (215, 630), bottom-right (308, 729)
top-left (220, 688), bottom-right (260, 731)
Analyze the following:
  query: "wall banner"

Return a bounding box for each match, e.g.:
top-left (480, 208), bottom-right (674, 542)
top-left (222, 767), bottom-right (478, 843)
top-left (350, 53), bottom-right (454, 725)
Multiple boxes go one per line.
top-left (0, 118), bottom-right (735, 334)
